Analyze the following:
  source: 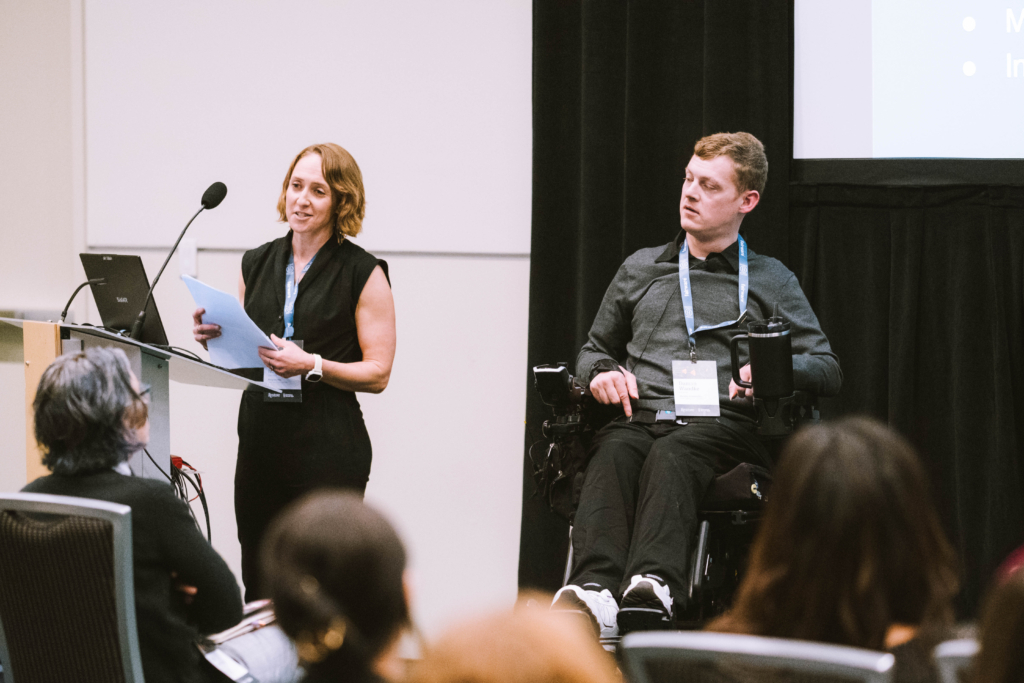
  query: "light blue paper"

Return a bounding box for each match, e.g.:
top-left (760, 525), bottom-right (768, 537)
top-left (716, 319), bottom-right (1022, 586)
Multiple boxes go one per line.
top-left (182, 275), bottom-right (276, 369)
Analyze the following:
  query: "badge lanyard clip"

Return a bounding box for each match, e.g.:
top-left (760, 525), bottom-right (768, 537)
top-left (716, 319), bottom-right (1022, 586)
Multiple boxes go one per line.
top-left (678, 235), bottom-right (749, 360)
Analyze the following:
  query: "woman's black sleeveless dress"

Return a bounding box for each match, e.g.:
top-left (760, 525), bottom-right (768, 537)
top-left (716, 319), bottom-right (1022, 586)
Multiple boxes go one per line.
top-left (235, 232), bottom-right (388, 598)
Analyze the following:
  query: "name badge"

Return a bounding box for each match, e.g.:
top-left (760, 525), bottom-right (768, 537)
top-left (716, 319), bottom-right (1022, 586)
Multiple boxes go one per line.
top-left (672, 360), bottom-right (720, 417)
top-left (264, 340), bottom-right (303, 403)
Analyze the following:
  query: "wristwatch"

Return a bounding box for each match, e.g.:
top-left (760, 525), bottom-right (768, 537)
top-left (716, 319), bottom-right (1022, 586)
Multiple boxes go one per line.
top-left (306, 354), bottom-right (323, 383)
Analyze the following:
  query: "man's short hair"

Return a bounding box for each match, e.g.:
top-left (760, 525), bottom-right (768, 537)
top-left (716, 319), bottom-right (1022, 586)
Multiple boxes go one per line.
top-left (33, 347), bottom-right (147, 475)
top-left (694, 132), bottom-right (768, 195)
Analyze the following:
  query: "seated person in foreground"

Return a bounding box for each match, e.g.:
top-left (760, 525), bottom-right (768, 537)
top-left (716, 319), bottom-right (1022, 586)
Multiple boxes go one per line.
top-left (23, 347), bottom-right (243, 683)
top-left (261, 490), bottom-right (412, 683)
top-left (972, 560), bottom-right (1024, 683)
top-left (707, 417), bottom-right (960, 683)
top-left (409, 599), bottom-right (618, 683)
top-left (554, 132), bottom-right (841, 635)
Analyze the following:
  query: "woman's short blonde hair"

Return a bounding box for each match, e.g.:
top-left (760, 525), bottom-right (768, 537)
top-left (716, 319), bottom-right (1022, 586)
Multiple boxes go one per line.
top-left (277, 143), bottom-right (366, 238)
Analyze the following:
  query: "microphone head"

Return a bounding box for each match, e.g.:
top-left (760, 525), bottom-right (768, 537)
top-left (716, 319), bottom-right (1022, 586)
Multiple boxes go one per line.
top-left (201, 182), bottom-right (228, 209)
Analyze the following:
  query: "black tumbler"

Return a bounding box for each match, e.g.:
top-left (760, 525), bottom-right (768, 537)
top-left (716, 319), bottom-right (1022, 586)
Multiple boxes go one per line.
top-left (730, 314), bottom-right (794, 400)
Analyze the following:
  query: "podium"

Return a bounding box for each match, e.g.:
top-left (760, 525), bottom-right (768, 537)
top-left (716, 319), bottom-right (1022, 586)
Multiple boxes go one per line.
top-left (1, 318), bottom-right (267, 483)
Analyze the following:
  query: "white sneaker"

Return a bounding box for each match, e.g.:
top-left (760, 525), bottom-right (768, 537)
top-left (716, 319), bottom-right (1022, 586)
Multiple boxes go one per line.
top-left (617, 574), bottom-right (674, 632)
top-left (551, 584), bottom-right (619, 638)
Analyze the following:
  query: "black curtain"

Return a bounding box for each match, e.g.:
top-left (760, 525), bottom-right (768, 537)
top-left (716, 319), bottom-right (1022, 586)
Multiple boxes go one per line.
top-left (523, 0), bottom-right (1024, 616)
top-left (522, 0), bottom-right (794, 592)
top-left (789, 183), bottom-right (1024, 615)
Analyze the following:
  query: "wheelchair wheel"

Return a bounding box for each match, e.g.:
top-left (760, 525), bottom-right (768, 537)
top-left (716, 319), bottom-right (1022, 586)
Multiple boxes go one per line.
top-left (680, 510), bottom-right (761, 627)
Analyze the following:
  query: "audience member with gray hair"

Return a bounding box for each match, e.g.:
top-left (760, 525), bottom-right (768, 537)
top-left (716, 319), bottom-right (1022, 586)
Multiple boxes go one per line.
top-left (32, 345), bottom-right (149, 475)
top-left (23, 347), bottom-right (245, 683)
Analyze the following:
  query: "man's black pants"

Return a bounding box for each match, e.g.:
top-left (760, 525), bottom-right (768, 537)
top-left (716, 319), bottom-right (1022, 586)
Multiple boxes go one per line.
top-left (568, 416), bottom-right (770, 606)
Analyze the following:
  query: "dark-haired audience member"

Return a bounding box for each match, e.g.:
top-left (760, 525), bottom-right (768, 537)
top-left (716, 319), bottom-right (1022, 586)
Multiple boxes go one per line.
top-left (22, 347), bottom-right (244, 683)
top-left (972, 566), bottom-right (1024, 683)
top-left (409, 600), bottom-right (618, 683)
top-left (261, 490), bottom-right (411, 683)
top-left (708, 417), bottom-right (960, 683)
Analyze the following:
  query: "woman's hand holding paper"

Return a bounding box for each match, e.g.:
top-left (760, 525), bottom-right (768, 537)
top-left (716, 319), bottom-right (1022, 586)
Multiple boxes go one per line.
top-left (258, 334), bottom-right (314, 378)
top-left (192, 308), bottom-right (222, 350)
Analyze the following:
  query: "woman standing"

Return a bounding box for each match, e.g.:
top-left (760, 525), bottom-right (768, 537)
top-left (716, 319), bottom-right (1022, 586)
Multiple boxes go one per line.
top-left (194, 143), bottom-right (396, 599)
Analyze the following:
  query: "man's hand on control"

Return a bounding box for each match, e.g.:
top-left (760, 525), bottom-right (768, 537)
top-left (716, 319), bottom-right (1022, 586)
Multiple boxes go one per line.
top-left (729, 363), bottom-right (754, 400)
top-left (590, 367), bottom-right (639, 417)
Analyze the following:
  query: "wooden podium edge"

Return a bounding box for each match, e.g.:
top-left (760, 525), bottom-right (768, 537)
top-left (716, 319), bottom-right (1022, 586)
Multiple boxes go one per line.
top-left (23, 321), bottom-right (60, 483)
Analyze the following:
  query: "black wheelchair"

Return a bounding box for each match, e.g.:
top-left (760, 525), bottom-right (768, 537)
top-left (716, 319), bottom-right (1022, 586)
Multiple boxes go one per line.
top-left (530, 362), bottom-right (818, 629)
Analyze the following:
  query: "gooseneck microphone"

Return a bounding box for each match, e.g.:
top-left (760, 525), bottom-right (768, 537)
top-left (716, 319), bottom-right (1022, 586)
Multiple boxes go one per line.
top-left (200, 182), bottom-right (228, 210)
top-left (60, 278), bottom-right (106, 323)
top-left (129, 182), bottom-right (227, 340)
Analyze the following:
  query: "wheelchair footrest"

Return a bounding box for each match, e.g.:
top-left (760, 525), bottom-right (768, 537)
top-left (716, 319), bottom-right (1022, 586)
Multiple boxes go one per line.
top-left (616, 607), bottom-right (674, 634)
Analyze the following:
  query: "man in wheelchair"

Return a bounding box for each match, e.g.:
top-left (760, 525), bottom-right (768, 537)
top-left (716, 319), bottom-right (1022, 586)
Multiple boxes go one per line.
top-left (551, 132), bottom-right (841, 637)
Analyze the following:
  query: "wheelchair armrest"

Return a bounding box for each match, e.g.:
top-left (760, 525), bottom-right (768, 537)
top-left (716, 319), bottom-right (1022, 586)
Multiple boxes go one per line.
top-left (533, 363), bottom-right (617, 433)
top-left (700, 463), bottom-right (771, 511)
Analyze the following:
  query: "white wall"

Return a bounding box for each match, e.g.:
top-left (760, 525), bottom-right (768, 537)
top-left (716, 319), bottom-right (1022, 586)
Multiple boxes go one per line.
top-left (0, 0), bottom-right (79, 489)
top-left (83, 0), bottom-right (532, 255)
top-left (0, 0), bottom-right (79, 311)
top-left (0, 0), bottom-right (531, 638)
top-left (0, 327), bottom-right (26, 492)
top-left (793, 0), bottom-right (873, 158)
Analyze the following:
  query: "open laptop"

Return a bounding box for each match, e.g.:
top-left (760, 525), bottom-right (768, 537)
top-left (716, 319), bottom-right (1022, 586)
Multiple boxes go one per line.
top-left (80, 254), bottom-right (169, 346)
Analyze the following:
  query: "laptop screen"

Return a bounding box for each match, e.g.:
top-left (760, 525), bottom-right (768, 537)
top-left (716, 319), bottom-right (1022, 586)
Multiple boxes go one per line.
top-left (80, 254), bottom-right (169, 346)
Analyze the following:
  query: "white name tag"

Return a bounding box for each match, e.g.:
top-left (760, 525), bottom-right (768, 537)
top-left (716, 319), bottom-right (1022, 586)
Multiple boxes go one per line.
top-left (672, 360), bottom-right (720, 417)
top-left (263, 367), bottom-right (301, 392)
top-left (263, 340), bottom-right (303, 403)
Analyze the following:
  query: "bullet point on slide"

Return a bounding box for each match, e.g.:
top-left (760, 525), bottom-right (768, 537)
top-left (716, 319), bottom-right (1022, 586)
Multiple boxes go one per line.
top-left (963, 61), bottom-right (977, 76)
top-left (963, 17), bottom-right (975, 31)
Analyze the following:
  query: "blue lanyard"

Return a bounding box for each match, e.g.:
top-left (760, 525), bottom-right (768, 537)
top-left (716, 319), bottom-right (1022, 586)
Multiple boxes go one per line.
top-left (678, 235), bottom-right (748, 361)
top-left (283, 253), bottom-right (316, 340)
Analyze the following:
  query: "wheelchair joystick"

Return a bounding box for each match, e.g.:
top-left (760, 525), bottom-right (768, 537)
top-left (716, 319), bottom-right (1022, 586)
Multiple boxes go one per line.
top-left (534, 362), bottom-right (588, 436)
top-left (531, 364), bottom-right (592, 522)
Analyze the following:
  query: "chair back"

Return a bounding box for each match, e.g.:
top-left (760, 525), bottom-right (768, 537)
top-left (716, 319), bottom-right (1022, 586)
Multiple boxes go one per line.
top-left (0, 493), bottom-right (144, 683)
top-left (621, 631), bottom-right (894, 683)
top-left (933, 638), bottom-right (978, 683)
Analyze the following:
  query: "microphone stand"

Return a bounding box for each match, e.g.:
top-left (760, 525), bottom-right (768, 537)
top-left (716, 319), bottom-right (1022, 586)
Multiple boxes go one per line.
top-left (60, 278), bottom-right (105, 323)
top-left (130, 206), bottom-right (205, 340)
